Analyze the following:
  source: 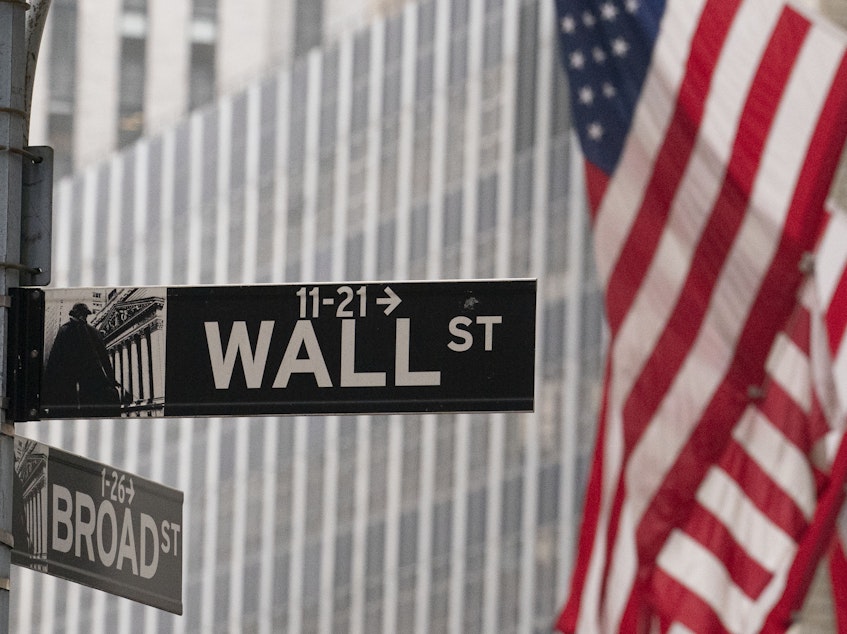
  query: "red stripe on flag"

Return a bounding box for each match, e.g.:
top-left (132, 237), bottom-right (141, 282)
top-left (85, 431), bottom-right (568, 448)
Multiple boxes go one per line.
top-left (558, 361), bottom-right (612, 633)
top-left (620, 5), bottom-right (808, 468)
top-left (605, 9), bottom-right (813, 628)
top-left (826, 260), bottom-right (847, 355)
top-left (757, 381), bottom-right (826, 458)
top-left (631, 22), bottom-right (847, 626)
top-left (720, 440), bottom-right (810, 539)
top-left (760, 47), bottom-right (847, 630)
top-left (762, 424), bottom-right (847, 632)
top-left (602, 0), bottom-right (742, 336)
top-left (584, 159), bottom-right (609, 221)
top-left (831, 542), bottom-right (847, 632)
top-left (682, 502), bottom-right (774, 599)
top-left (651, 567), bottom-right (733, 634)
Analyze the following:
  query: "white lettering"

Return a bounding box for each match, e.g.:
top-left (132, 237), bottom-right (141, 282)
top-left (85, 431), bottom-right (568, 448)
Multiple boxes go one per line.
top-left (476, 316), bottom-right (502, 350)
top-left (273, 320), bottom-right (332, 388)
top-left (75, 491), bottom-right (97, 561)
top-left (340, 319), bottom-right (386, 387)
top-left (205, 321), bottom-right (275, 389)
top-left (448, 316), bottom-right (473, 352)
top-left (116, 507), bottom-right (138, 575)
top-left (168, 522), bottom-right (181, 557)
top-left (395, 318), bottom-right (440, 386)
top-left (50, 490), bottom-right (179, 577)
top-left (52, 485), bottom-right (73, 553)
top-left (140, 513), bottom-right (159, 579)
top-left (161, 520), bottom-right (171, 554)
top-left (97, 500), bottom-right (118, 567)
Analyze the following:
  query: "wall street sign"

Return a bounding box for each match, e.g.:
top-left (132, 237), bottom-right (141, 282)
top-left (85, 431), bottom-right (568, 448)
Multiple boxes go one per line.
top-left (9, 280), bottom-right (536, 420)
top-left (12, 438), bottom-right (183, 614)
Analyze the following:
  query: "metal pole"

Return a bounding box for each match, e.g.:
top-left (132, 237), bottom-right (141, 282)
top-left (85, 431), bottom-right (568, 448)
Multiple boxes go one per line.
top-left (0, 1), bottom-right (27, 632)
top-left (23, 0), bottom-right (52, 145)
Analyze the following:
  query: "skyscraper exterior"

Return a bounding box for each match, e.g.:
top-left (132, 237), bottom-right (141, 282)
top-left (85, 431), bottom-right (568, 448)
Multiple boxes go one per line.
top-left (28, 0), bottom-right (393, 178)
top-left (14, 0), bottom-right (605, 632)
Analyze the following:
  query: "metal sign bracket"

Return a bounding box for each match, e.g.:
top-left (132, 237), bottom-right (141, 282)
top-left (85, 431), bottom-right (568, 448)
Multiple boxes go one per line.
top-left (6, 287), bottom-right (43, 421)
top-left (19, 146), bottom-right (52, 286)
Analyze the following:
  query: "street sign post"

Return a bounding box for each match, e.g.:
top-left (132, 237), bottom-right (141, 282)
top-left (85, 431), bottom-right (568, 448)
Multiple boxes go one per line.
top-left (12, 437), bottom-right (183, 614)
top-left (9, 279), bottom-right (536, 420)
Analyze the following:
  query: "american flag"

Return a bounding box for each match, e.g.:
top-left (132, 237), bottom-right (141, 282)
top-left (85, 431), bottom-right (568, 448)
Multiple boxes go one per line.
top-left (554, 0), bottom-right (847, 631)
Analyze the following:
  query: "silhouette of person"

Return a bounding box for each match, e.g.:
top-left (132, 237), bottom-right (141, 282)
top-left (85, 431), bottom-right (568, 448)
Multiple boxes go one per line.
top-left (42, 303), bottom-right (121, 417)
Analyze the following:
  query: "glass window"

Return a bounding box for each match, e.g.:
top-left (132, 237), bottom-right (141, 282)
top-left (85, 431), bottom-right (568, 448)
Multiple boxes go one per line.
top-left (466, 487), bottom-right (486, 546)
top-left (93, 163), bottom-right (111, 281)
top-left (449, 31), bottom-right (468, 85)
top-left (538, 463), bottom-right (560, 525)
top-left (514, 2), bottom-right (538, 152)
top-left (294, 0), bottom-right (323, 56)
top-left (48, 113), bottom-right (73, 178)
top-left (399, 510), bottom-right (418, 568)
top-left (477, 172), bottom-right (498, 232)
top-left (384, 13), bottom-right (404, 63)
top-left (123, 0), bottom-right (147, 12)
top-left (418, 0), bottom-right (436, 46)
top-left (366, 521), bottom-right (385, 579)
top-left (242, 559), bottom-right (261, 619)
top-left (378, 218), bottom-right (395, 279)
top-left (416, 50), bottom-right (434, 101)
top-left (303, 540), bottom-right (322, 599)
top-left (169, 122), bottom-right (189, 282)
top-left (49, 1), bottom-right (77, 109)
top-left (272, 552), bottom-right (290, 624)
top-left (146, 136), bottom-right (163, 282)
top-left (335, 531), bottom-right (353, 588)
top-left (551, 48), bottom-right (571, 137)
top-left (353, 30), bottom-right (371, 78)
top-left (442, 189), bottom-right (463, 249)
top-left (118, 37), bottom-right (146, 147)
top-left (193, 0), bottom-right (217, 20)
top-left (544, 300), bottom-right (566, 375)
top-left (200, 109), bottom-right (218, 208)
top-left (229, 92), bottom-right (248, 191)
top-left (409, 203), bottom-right (428, 265)
top-left (501, 475), bottom-right (523, 536)
top-left (483, 2), bottom-right (503, 68)
top-left (346, 232), bottom-right (364, 280)
top-left (431, 499), bottom-right (452, 559)
top-left (190, 43), bottom-right (216, 110)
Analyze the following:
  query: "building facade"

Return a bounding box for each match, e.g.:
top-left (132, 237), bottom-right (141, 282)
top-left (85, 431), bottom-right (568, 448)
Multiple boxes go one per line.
top-left (14, 0), bottom-right (606, 632)
top-left (28, 0), bottom-right (404, 178)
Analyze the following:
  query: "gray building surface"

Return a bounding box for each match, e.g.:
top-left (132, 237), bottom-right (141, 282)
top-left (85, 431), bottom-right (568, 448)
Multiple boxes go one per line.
top-left (14, 0), bottom-right (605, 632)
top-left (28, 0), bottom-right (407, 178)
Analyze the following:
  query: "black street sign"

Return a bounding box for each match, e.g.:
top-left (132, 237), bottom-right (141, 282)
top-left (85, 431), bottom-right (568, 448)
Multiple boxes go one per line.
top-left (8, 279), bottom-right (536, 420)
top-left (12, 437), bottom-right (183, 614)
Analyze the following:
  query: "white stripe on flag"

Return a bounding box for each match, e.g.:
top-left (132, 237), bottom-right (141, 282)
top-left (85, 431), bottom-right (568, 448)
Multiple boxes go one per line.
top-left (765, 332), bottom-right (812, 414)
top-left (817, 209), bottom-right (847, 312)
top-left (816, 211), bottom-right (847, 420)
top-left (696, 467), bottom-right (798, 571)
top-left (592, 0), bottom-right (705, 286)
top-left (749, 15), bottom-right (847, 217)
top-left (733, 409), bottom-right (816, 520)
top-left (657, 530), bottom-right (757, 633)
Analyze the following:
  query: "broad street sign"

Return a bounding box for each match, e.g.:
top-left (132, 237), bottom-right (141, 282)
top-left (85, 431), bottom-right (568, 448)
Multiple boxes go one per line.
top-left (12, 437), bottom-right (183, 614)
top-left (9, 279), bottom-right (536, 420)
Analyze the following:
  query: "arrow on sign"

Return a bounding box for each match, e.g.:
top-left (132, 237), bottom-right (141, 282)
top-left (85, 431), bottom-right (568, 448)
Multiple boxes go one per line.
top-left (377, 286), bottom-right (402, 315)
top-left (127, 477), bottom-right (136, 505)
